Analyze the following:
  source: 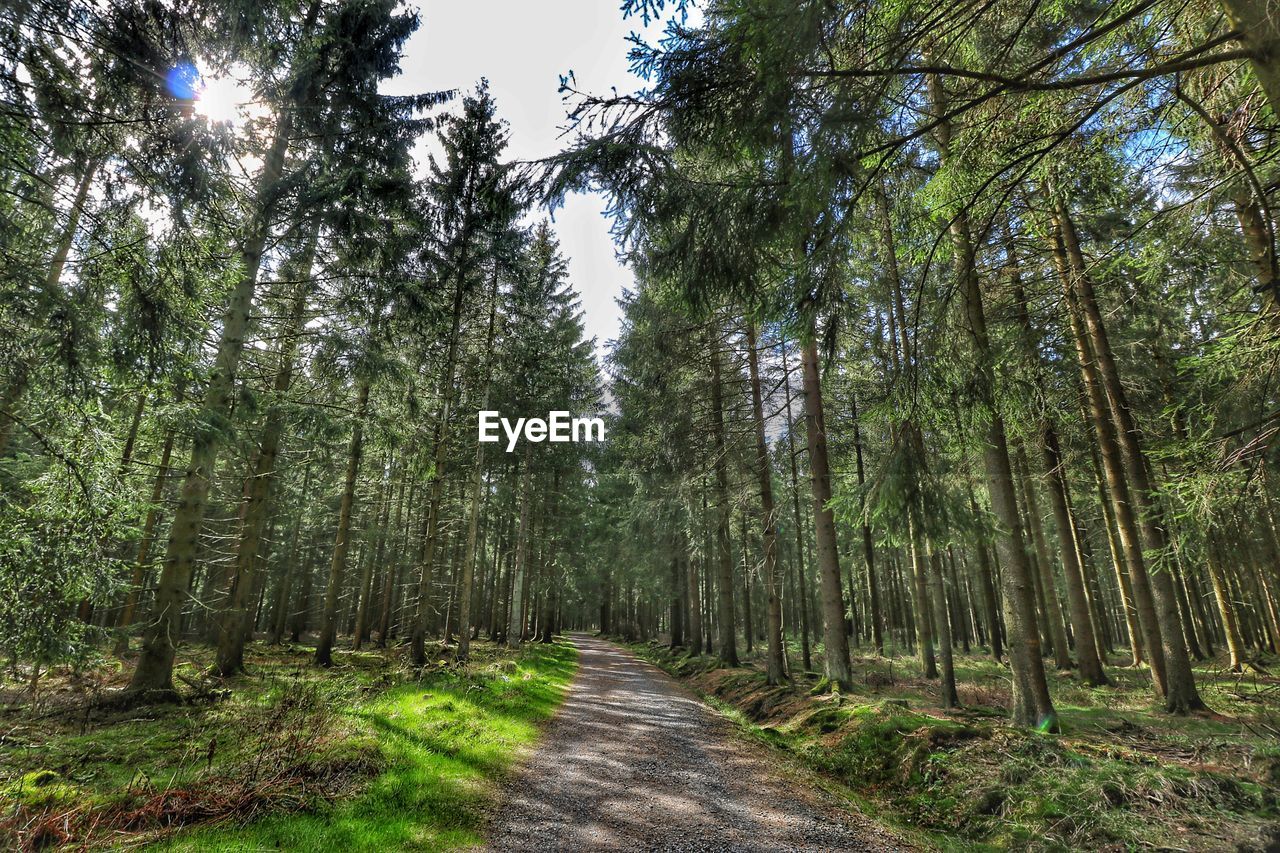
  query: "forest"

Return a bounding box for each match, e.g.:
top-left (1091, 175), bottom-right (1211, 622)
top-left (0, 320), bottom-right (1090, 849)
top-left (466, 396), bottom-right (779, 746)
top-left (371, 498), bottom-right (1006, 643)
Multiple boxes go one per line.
top-left (3, 0), bottom-right (1280, 850)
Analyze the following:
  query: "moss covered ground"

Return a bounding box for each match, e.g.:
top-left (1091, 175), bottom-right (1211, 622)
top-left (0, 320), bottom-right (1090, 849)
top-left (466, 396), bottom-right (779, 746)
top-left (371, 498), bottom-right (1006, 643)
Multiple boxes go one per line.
top-left (633, 639), bottom-right (1280, 851)
top-left (0, 639), bottom-right (576, 850)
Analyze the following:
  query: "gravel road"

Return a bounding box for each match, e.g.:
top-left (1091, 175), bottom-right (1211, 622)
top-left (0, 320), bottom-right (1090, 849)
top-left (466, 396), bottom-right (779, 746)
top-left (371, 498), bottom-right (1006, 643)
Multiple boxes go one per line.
top-left (483, 634), bottom-right (907, 852)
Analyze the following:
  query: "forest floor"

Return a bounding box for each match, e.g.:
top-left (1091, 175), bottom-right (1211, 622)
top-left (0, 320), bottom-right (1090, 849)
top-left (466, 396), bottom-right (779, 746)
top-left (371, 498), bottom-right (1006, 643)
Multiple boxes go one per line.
top-left (484, 633), bottom-right (905, 851)
top-left (630, 638), bottom-right (1280, 851)
top-left (0, 638), bottom-right (576, 851)
top-left (4, 634), bottom-right (1277, 851)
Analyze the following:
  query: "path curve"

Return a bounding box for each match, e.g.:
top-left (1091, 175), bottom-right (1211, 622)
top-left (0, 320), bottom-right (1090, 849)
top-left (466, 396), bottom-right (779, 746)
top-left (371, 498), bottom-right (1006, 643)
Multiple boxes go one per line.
top-left (483, 634), bottom-right (907, 852)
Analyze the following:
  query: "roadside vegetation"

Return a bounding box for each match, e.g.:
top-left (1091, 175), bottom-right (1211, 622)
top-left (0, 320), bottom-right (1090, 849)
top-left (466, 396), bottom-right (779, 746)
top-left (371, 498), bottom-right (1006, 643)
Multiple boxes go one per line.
top-left (0, 640), bottom-right (576, 851)
top-left (631, 640), bottom-right (1280, 851)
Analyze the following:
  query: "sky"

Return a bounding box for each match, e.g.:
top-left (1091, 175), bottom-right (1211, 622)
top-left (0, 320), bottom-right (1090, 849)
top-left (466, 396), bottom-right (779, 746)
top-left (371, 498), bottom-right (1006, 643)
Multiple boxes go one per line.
top-left (388, 1), bottom-right (678, 359)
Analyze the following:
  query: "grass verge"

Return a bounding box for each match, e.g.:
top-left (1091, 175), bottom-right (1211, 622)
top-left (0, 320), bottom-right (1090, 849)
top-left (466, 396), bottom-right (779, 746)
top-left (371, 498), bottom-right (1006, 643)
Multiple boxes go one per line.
top-left (0, 639), bottom-right (576, 851)
top-left (629, 640), bottom-right (1280, 851)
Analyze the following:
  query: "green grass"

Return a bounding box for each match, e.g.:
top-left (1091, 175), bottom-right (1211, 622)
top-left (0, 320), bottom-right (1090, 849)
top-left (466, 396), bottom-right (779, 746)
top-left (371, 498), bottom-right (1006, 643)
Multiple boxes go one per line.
top-left (162, 642), bottom-right (576, 851)
top-left (0, 639), bottom-right (576, 851)
top-left (629, 638), bottom-right (1280, 851)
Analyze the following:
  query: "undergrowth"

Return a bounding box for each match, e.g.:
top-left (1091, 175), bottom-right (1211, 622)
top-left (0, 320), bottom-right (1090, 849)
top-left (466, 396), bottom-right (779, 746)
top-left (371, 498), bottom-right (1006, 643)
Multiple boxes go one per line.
top-left (631, 639), bottom-right (1280, 852)
top-left (0, 639), bottom-right (576, 851)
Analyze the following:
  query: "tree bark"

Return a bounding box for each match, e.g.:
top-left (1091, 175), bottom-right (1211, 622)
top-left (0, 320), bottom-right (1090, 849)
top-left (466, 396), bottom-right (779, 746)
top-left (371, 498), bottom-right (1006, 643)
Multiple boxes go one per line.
top-left (0, 154), bottom-right (101, 457)
top-left (745, 323), bottom-right (786, 683)
top-left (684, 541), bottom-right (703, 655)
top-left (116, 425), bottom-right (176, 644)
top-left (708, 328), bottom-right (739, 666)
top-left (779, 335), bottom-right (813, 671)
top-left (1087, 432), bottom-right (1144, 666)
top-left (456, 263), bottom-right (501, 661)
top-left (1206, 532), bottom-right (1247, 671)
top-left (930, 73), bottom-right (1055, 729)
top-left (1052, 195), bottom-right (1205, 713)
top-left (965, 474), bottom-right (1003, 661)
top-left (851, 392), bottom-right (883, 655)
top-left (411, 276), bottom-right (467, 665)
top-left (1042, 428), bottom-right (1109, 685)
top-left (376, 478), bottom-right (412, 646)
top-left (799, 334), bottom-right (853, 689)
top-left (214, 235), bottom-right (318, 676)
top-left (1054, 223), bottom-right (1167, 692)
top-left (270, 461), bottom-right (312, 645)
top-left (927, 550), bottom-right (959, 707)
top-left (909, 520), bottom-right (938, 679)
top-left (505, 446), bottom-right (534, 647)
top-left (1218, 0), bottom-right (1280, 118)
top-left (1016, 444), bottom-right (1073, 669)
top-left (353, 457), bottom-right (392, 650)
top-left (741, 513), bottom-right (755, 653)
top-left (314, 379), bottom-right (370, 666)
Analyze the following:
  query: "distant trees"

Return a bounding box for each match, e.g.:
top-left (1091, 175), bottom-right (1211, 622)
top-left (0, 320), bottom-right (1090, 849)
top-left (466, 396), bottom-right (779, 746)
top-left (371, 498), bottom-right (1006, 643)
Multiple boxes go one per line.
top-left (547, 0), bottom-right (1280, 725)
top-left (126, 0), bottom-right (444, 696)
top-left (0, 2), bottom-right (600, 697)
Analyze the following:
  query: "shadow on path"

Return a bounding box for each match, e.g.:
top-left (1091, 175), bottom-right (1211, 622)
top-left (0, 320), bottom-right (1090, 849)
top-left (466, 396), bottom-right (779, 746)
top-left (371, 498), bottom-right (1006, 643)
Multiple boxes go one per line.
top-left (482, 635), bottom-right (906, 852)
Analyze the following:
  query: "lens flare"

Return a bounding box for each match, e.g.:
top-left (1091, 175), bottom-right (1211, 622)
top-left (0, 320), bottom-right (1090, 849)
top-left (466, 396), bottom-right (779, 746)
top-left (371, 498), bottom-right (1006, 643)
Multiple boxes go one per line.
top-left (166, 63), bottom-right (199, 100)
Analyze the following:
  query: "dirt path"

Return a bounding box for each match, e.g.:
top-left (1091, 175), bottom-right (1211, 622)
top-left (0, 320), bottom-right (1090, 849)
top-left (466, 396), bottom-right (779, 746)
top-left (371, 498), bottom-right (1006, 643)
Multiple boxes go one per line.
top-left (483, 634), bottom-right (907, 852)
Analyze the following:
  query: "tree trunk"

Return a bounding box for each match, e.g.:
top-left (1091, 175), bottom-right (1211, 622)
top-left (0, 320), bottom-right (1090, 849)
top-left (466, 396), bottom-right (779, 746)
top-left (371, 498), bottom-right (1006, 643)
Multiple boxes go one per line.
top-left (290, 535), bottom-right (317, 643)
top-left (457, 265), bottom-right (500, 661)
top-left (1006, 234), bottom-right (1095, 675)
top-left (214, 235), bottom-right (318, 676)
top-left (684, 541), bottom-right (703, 655)
top-left (1254, 502), bottom-right (1280, 652)
top-left (1016, 444), bottom-right (1073, 669)
top-left (909, 521), bottom-right (938, 679)
top-left (1042, 428), bottom-right (1109, 685)
top-left (1218, 0), bottom-right (1280, 119)
top-left (799, 334), bottom-right (853, 689)
top-left (126, 71), bottom-right (306, 697)
top-left (505, 446), bottom-right (534, 648)
top-left (708, 328), bottom-right (739, 666)
top-left (116, 425), bottom-right (176, 646)
top-left (0, 154), bottom-right (101, 457)
top-left (314, 380), bottom-right (370, 667)
top-left (1206, 532), bottom-right (1247, 671)
top-left (410, 273), bottom-right (468, 664)
top-left (270, 462), bottom-right (311, 645)
top-left (1052, 195), bottom-right (1205, 713)
top-left (948, 548), bottom-right (971, 653)
top-left (741, 511), bottom-right (755, 653)
top-left (1088, 433), bottom-right (1144, 665)
top-left (930, 73), bottom-right (1055, 729)
top-left (851, 392), bottom-right (883, 655)
top-left (745, 323), bottom-right (785, 683)
top-left (1054, 223), bottom-right (1167, 693)
top-left (669, 550), bottom-right (685, 648)
top-left (377, 478), bottom-right (412, 647)
top-left (965, 475), bottom-right (1004, 661)
top-left (538, 470), bottom-right (561, 644)
top-left (927, 550), bottom-right (959, 707)
top-left (353, 457), bottom-right (392, 651)
top-left (780, 335), bottom-right (813, 671)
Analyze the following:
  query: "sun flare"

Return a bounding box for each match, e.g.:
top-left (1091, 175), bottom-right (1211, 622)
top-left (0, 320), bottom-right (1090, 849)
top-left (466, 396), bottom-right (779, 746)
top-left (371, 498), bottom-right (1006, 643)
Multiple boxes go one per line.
top-left (194, 74), bottom-right (253, 126)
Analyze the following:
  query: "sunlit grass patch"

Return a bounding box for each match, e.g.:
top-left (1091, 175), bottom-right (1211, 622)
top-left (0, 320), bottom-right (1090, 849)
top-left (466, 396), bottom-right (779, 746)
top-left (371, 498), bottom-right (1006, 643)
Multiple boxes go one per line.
top-left (0, 640), bottom-right (576, 850)
top-left (164, 641), bottom-right (577, 851)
